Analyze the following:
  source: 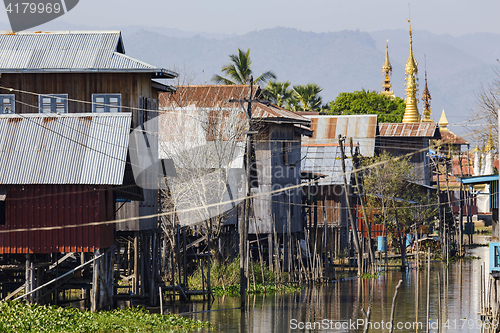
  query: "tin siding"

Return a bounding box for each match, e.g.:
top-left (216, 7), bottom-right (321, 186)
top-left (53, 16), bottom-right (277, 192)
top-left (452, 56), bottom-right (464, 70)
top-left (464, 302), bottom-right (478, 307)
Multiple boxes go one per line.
top-left (0, 185), bottom-right (114, 254)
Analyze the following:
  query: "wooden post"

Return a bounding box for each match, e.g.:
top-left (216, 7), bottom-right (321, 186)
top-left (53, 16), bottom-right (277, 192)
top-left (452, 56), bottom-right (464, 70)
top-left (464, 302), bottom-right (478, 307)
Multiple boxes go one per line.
top-left (458, 152), bottom-right (464, 255)
top-left (438, 272), bottom-right (441, 333)
top-left (435, 159), bottom-right (444, 255)
top-left (389, 279), bottom-right (403, 333)
top-left (240, 77), bottom-right (253, 308)
top-left (268, 234), bottom-right (273, 272)
top-left (91, 249), bottom-right (100, 312)
top-left (159, 286), bottom-right (163, 315)
top-left (350, 139), bottom-right (375, 272)
top-left (25, 254), bottom-right (32, 303)
top-left (426, 248), bottom-right (430, 333)
top-left (133, 233), bottom-right (139, 295)
top-left (339, 135), bottom-right (362, 275)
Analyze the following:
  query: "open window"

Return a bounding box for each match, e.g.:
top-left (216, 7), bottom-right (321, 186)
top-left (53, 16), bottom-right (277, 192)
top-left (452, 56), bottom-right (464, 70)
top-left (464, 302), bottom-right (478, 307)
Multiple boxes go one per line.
top-left (92, 94), bottom-right (121, 113)
top-left (39, 94), bottom-right (68, 113)
top-left (0, 94), bottom-right (15, 114)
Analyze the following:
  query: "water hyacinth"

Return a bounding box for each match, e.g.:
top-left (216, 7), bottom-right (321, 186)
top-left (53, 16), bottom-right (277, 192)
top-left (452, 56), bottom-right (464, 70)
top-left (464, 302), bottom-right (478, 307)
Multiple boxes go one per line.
top-left (0, 301), bottom-right (210, 332)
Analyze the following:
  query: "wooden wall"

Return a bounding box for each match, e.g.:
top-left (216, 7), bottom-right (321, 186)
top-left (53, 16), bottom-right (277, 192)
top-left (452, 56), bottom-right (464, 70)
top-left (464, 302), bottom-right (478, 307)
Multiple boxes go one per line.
top-left (1, 72), bottom-right (156, 128)
top-left (377, 137), bottom-right (431, 186)
top-left (2, 72), bottom-right (160, 232)
top-left (251, 123), bottom-right (303, 234)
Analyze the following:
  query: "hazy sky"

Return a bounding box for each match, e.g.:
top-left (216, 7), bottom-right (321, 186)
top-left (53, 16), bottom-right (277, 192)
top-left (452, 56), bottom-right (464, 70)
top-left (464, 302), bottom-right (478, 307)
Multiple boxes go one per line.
top-left (0, 0), bottom-right (498, 35)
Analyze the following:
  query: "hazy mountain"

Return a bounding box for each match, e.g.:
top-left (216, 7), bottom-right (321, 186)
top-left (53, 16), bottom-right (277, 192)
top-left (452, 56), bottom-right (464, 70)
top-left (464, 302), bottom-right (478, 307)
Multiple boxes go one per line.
top-left (121, 27), bottom-right (497, 138)
top-left (4, 21), bottom-right (495, 138)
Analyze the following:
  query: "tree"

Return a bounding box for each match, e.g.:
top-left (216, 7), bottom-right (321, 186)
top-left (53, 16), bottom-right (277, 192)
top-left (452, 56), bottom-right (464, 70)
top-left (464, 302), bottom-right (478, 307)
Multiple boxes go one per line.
top-left (362, 152), bottom-right (417, 270)
top-left (212, 48), bottom-right (276, 85)
top-left (159, 85), bottom-right (250, 263)
top-left (327, 89), bottom-right (405, 122)
top-left (262, 81), bottom-right (292, 107)
top-left (470, 66), bottom-right (500, 147)
top-left (287, 83), bottom-right (323, 111)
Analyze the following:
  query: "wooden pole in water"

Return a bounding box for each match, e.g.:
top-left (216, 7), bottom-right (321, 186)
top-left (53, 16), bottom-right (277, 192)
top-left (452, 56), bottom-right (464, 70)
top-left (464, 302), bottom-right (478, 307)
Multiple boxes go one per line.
top-left (159, 286), bottom-right (163, 315)
top-left (239, 78), bottom-right (253, 308)
top-left (339, 135), bottom-right (362, 275)
top-left (426, 248), bottom-right (430, 333)
top-left (389, 279), bottom-right (403, 333)
top-left (438, 272), bottom-right (441, 333)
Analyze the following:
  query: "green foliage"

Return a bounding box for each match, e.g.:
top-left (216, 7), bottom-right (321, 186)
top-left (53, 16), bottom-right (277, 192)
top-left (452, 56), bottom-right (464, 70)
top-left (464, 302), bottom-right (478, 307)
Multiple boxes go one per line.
top-left (210, 283), bottom-right (301, 297)
top-left (262, 81), bottom-right (293, 107)
top-left (188, 258), bottom-right (298, 297)
top-left (360, 272), bottom-right (380, 279)
top-left (287, 83), bottom-right (323, 111)
top-left (362, 151), bottom-right (417, 229)
top-left (212, 48), bottom-right (276, 85)
top-left (0, 301), bottom-right (210, 332)
top-left (327, 89), bottom-right (405, 122)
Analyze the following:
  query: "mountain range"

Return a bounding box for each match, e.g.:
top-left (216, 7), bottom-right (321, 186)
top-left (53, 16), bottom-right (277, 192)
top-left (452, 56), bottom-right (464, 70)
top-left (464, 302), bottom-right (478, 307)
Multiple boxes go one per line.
top-left (3, 21), bottom-right (497, 139)
top-left (121, 27), bottom-right (498, 139)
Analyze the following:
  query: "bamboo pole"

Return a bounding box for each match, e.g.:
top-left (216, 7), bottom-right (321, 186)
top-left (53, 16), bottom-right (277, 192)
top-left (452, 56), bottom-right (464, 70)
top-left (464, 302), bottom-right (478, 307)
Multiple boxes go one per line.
top-left (350, 139), bottom-right (375, 271)
top-left (339, 135), bottom-right (362, 275)
top-left (426, 248), bottom-right (431, 333)
top-left (389, 279), bottom-right (403, 333)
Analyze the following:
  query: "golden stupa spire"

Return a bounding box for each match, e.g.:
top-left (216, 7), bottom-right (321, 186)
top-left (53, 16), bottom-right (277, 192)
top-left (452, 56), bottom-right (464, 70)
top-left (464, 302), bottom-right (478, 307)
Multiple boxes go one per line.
top-left (381, 40), bottom-right (395, 97)
top-left (438, 109), bottom-right (449, 131)
top-left (474, 140), bottom-right (480, 152)
top-left (486, 130), bottom-right (494, 151)
top-left (421, 58), bottom-right (432, 122)
top-left (402, 20), bottom-right (420, 123)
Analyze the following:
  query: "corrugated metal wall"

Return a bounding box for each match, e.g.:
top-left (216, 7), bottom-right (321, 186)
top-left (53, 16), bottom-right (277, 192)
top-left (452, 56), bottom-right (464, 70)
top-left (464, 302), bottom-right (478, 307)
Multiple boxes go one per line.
top-left (0, 184), bottom-right (114, 254)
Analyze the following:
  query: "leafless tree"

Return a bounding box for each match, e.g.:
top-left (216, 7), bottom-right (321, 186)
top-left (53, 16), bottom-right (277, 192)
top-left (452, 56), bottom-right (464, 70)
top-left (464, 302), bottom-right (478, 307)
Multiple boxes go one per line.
top-left (158, 82), bottom-right (252, 261)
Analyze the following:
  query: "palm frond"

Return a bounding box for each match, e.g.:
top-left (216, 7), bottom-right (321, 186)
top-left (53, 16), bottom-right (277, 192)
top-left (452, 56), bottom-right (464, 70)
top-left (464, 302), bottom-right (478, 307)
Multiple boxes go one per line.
top-left (211, 74), bottom-right (236, 85)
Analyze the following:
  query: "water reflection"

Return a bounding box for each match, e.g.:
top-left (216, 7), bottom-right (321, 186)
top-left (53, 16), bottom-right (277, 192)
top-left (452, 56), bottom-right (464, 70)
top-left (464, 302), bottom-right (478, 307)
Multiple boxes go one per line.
top-left (186, 238), bottom-right (490, 332)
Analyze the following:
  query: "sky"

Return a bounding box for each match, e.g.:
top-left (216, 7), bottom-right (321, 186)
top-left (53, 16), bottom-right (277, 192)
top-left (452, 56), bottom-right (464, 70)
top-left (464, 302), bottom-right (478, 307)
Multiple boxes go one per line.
top-left (0, 0), bottom-right (499, 36)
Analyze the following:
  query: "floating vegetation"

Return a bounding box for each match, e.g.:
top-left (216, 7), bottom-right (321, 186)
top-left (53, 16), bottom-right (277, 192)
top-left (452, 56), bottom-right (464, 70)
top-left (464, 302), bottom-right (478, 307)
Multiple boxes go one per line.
top-left (0, 301), bottom-right (210, 333)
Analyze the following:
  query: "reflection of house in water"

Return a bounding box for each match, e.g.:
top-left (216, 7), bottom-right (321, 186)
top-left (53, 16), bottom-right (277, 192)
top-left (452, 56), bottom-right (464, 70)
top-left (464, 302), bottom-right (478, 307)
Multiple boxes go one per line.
top-left (301, 114), bottom-right (377, 253)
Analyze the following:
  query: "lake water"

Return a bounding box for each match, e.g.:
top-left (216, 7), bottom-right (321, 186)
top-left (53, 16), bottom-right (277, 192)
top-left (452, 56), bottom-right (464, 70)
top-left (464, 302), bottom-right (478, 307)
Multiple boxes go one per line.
top-left (178, 236), bottom-right (493, 332)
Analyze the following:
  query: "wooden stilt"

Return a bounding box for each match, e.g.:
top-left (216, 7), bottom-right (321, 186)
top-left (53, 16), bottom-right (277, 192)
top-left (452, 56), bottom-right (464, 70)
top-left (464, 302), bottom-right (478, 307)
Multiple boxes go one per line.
top-left (133, 233), bottom-right (139, 295)
top-left (91, 249), bottom-right (100, 313)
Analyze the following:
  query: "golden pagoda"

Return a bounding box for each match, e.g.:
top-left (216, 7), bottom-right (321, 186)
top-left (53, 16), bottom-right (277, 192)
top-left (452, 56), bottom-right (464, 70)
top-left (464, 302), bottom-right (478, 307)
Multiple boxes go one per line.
top-left (402, 21), bottom-right (420, 123)
top-left (421, 70), bottom-right (432, 122)
top-left (381, 40), bottom-right (395, 97)
top-left (438, 109), bottom-right (449, 131)
top-left (486, 131), bottom-right (495, 151)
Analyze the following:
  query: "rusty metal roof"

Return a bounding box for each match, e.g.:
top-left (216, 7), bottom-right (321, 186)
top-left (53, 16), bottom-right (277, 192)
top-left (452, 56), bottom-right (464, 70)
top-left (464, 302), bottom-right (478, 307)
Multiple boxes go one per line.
top-left (0, 113), bottom-right (131, 185)
top-left (378, 122), bottom-right (440, 138)
top-left (440, 130), bottom-right (468, 145)
top-left (0, 31), bottom-right (176, 78)
top-left (301, 115), bottom-right (377, 157)
top-left (160, 85), bottom-right (310, 125)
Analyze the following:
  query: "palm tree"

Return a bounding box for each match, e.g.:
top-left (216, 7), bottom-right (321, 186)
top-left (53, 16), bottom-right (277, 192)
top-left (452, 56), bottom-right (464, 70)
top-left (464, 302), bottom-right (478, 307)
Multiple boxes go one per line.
top-left (290, 84), bottom-right (323, 111)
top-left (262, 81), bottom-right (292, 107)
top-left (212, 48), bottom-right (276, 85)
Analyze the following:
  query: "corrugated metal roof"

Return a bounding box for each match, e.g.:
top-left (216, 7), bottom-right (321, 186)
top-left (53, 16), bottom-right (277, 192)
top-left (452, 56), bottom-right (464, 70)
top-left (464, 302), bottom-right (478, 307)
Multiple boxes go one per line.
top-left (0, 113), bottom-right (131, 185)
top-left (378, 122), bottom-right (439, 138)
top-left (302, 115), bottom-right (377, 157)
top-left (160, 85), bottom-right (310, 125)
top-left (440, 129), bottom-right (468, 145)
top-left (301, 145), bottom-right (353, 185)
top-left (0, 31), bottom-right (176, 78)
